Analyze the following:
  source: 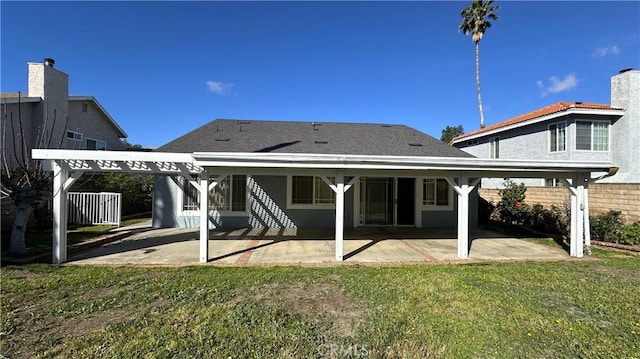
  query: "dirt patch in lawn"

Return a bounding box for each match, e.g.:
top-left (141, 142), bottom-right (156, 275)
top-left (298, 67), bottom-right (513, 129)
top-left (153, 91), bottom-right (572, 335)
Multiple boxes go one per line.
top-left (251, 280), bottom-right (365, 339)
top-left (56, 308), bottom-right (134, 337)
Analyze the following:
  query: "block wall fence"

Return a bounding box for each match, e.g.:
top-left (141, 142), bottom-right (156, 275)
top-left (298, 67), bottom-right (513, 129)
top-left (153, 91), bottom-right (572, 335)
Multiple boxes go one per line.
top-left (479, 183), bottom-right (640, 223)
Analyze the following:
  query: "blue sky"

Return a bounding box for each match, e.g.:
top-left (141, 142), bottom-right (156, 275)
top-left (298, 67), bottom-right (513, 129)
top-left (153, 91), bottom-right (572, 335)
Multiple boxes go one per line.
top-left (2, 1), bottom-right (639, 149)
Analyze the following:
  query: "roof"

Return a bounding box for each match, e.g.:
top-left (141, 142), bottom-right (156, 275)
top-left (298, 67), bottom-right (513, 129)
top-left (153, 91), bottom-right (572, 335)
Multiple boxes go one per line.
top-left (0, 93), bottom-right (41, 104)
top-left (157, 119), bottom-right (474, 158)
top-left (69, 96), bottom-right (128, 138)
top-left (451, 101), bottom-right (624, 143)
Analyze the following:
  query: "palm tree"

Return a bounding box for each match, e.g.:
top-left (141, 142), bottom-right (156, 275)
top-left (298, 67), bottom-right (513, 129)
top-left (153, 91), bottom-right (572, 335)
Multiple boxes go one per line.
top-left (459, 0), bottom-right (499, 129)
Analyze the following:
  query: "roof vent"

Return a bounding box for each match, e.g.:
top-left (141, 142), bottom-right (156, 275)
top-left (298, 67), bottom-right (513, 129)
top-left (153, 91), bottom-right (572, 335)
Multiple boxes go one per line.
top-left (380, 125), bottom-right (392, 128)
top-left (314, 140), bottom-right (328, 144)
top-left (408, 143), bottom-right (423, 147)
top-left (214, 138), bottom-right (230, 142)
top-left (44, 58), bottom-right (55, 67)
top-left (619, 67), bottom-right (633, 74)
top-left (575, 101), bottom-right (583, 105)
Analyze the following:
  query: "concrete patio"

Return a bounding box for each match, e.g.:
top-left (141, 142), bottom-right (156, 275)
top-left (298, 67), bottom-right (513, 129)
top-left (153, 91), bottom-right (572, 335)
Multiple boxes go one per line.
top-left (68, 223), bottom-right (571, 266)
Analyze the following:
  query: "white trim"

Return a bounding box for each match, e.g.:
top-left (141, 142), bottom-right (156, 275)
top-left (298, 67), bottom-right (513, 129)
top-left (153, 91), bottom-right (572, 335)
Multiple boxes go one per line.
top-left (286, 175), bottom-right (336, 210)
top-left (451, 107), bottom-right (623, 144)
top-left (192, 151), bottom-right (614, 174)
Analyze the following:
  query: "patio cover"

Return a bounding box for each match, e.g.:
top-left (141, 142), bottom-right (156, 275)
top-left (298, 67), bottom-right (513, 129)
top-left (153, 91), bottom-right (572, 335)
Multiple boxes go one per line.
top-left (33, 149), bottom-right (617, 264)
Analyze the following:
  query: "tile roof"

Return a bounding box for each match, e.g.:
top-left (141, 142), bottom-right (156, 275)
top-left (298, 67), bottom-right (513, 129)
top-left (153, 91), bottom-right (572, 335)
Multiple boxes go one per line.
top-left (452, 102), bottom-right (622, 142)
top-left (157, 119), bottom-right (474, 158)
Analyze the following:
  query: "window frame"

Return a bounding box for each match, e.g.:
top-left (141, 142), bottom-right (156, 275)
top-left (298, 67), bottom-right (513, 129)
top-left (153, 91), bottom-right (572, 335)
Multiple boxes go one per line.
top-left (575, 120), bottom-right (610, 152)
top-left (85, 138), bottom-right (106, 150)
top-left (490, 137), bottom-right (500, 158)
top-left (287, 175), bottom-right (336, 209)
top-left (548, 121), bottom-right (567, 153)
top-left (421, 178), bottom-right (454, 211)
top-left (66, 130), bottom-right (83, 141)
top-left (180, 175), bottom-right (249, 215)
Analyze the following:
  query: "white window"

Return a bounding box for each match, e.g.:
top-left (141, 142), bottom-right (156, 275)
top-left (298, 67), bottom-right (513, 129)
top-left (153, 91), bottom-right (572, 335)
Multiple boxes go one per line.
top-left (549, 122), bottom-right (566, 152)
top-left (66, 130), bottom-right (82, 141)
top-left (86, 138), bottom-right (106, 150)
top-left (288, 176), bottom-right (335, 208)
top-left (576, 121), bottom-right (609, 151)
top-left (182, 175), bottom-right (247, 212)
top-left (422, 178), bottom-right (453, 210)
top-left (490, 137), bottom-right (500, 158)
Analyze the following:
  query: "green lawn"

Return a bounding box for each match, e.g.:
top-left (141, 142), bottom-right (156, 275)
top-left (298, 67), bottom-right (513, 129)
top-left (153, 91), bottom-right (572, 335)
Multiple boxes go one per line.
top-left (1, 249), bottom-right (638, 358)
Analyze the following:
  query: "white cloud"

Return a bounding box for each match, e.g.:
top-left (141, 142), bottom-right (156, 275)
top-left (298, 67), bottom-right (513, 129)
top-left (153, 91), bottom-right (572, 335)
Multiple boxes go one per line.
top-left (592, 45), bottom-right (620, 58)
top-left (536, 74), bottom-right (578, 98)
top-left (206, 80), bottom-right (234, 95)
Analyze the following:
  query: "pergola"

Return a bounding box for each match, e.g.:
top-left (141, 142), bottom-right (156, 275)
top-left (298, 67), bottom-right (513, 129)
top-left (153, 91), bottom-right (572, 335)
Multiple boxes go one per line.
top-left (33, 149), bottom-right (617, 264)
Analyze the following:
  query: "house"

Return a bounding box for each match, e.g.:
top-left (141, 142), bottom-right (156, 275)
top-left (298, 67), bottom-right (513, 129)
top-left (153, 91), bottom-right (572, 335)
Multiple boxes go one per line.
top-left (1, 58), bottom-right (127, 169)
top-left (152, 119), bottom-right (479, 230)
top-left (451, 68), bottom-right (640, 222)
top-left (1, 58), bottom-right (128, 227)
top-left (451, 68), bottom-right (638, 187)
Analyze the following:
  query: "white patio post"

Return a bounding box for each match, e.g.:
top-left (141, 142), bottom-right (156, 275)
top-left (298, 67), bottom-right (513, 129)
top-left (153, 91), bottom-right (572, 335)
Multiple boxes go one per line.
top-left (457, 176), bottom-right (470, 259)
top-left (446, 175), bottom-right (479, 259)
top-left (335, 173), bottom-right (345, 261)
top-left (564, 175), bottom-right (585, 258)
top-left (199, 170), bottom-right (209, 263)
top-left (321, 173), bottom-right (359, 261)
top-left (52, 161), bottom-right (68, 264)
top-left (583, 183), bottom-right (591, 252)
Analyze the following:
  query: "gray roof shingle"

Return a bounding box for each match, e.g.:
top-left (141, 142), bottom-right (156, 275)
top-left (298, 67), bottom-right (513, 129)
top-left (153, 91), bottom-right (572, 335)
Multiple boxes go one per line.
top-left (156, 119), bottom-right (474, 158)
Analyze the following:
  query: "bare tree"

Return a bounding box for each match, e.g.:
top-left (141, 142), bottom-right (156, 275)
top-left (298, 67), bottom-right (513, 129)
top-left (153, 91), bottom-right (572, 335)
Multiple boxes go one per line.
top-left (1, 92), bottom-right (68, 256)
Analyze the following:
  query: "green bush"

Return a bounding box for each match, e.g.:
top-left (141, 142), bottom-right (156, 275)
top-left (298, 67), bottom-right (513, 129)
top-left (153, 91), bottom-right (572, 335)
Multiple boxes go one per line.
top-left (528, 203), bottom-right (569, 236)
top-left (618, 222), bottom-right (640, 246)
top-left (496, 180), bottom-right (528, 225)
top-left (590, 210), bottom-right (623, 243)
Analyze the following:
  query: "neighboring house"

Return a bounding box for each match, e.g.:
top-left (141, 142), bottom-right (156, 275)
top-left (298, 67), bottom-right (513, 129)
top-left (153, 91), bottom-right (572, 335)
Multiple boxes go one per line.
top-left (153, 119), bottom-right (479, 229)
top-left (1, 58), bottom-right (128, 227)
top-left (451, 68), bottom-right (639, 188)
top-left (1, 58), bottom-right (127, 170)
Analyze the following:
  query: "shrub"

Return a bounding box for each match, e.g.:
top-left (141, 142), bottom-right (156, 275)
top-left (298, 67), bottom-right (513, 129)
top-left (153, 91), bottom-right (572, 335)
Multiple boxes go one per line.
top-left (590, 210), bottom-right (623, 243)
top-left (618, 222), bottom-right (640, 246)
top-left (528, 203), bottom-right (569, 236)
top-left (496, 180), bottom-right (528, 225)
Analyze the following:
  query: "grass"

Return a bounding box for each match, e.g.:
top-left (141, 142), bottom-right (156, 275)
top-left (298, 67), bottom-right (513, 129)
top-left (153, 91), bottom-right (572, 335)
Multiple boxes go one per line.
top-left (1, 218), bottom-right (150, 256)
top-left (1, 248), bottom-right (639, 358)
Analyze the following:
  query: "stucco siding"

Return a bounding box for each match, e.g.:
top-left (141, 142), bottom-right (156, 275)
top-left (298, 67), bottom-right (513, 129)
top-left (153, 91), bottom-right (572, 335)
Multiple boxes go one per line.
top-left (607, 70), bottom-right (640, 183)
top-left (456, 116), bottom-right (613, 162)
top-left (68, 101), bottom-right (125, 151)
top-left (153, 174), bottom-right (464, 229)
